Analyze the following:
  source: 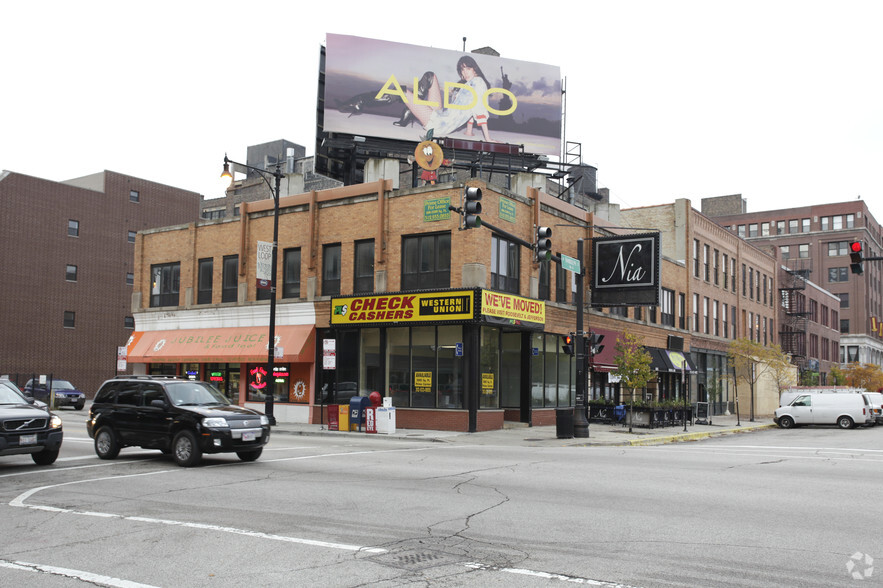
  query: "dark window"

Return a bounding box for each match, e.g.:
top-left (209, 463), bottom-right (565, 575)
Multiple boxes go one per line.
top-left (63, 311), bottom-right (75, 328)
top-left (124, 316), bottom-right (135, 329)
top-left (491, 234), bottom-right (520, 294)
top-left (678, 292), bottom-right (686, 329)
top-left (129, 190), bottom-right (140, 203)
top-left (839, 293), bottom-right (849, 308)
top-left (323, 244), bottom-right (341, 296)
top-left (538, 261), bottom-right (551, 301)
top-left (66, 264), bottom-right (77, 282)
top-left (141, 384), bottom-right (164, 407)
top-left (150, 262), bottom-right (180, 307)
top-left (354, 240), bottom-right (375, 294)
top-left (117, 384), bottom-right (140, 405)
top-left (283, 248), bottom-right (301, 298)
top-left (661, 288), bottom-right (675, 326)
top-left (198, 258), bottom-right (213, 304)
top-left (555, 263), bottom-right (567, 303)
top-left (828, 267), bottom-right (849, 283)
top-left (222, 255), bottom-right (238, 303)
top-left (840, 319), bottom-right (850, 333)
top-left (126, 272), bottom-right (134, 286)
top-left (128, 230), bottom-right (137, 244)
top-left (68, 219), bottom-right (79, 237)
top-left (402, 233), bottom-right (451, 290)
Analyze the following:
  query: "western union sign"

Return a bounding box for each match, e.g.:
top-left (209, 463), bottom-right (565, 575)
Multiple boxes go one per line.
top-left (331, 291), bottom-right (475, 325)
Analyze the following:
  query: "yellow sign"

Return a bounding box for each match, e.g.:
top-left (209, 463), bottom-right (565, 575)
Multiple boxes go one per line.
top-left (415, 371), bottom-right (432, 393)
top-left (481, 373), bottom-right (495, 394)
top-left (331, 291), bottom-right (474, 325)
top-left (481, 290), bottom-right (545, 324)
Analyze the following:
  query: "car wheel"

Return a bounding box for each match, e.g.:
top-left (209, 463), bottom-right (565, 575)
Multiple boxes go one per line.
top-left (837, 415), bottom-right (854, 429)
top-left (172, 430), bottom-right (202, 467)
top-left (32, 447), bottom-right (60, 465)
top-left (236, 448), bottom-right (263, 462)
top-left (778, 416), bottom-right (794, 429)
top-left (75, 402), bottom-right (85, 410)
top-left (95, 427), bottom-right (120, 459)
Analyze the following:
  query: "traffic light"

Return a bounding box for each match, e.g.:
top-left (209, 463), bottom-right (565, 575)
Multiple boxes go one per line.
top-left (535, 226), bottom-right (552, 261)
top-left (462, 186), bottom-right (482, 229)
top-left (850, 241), bottom-right (864, 275)
top-left (587, 332), bottom-right (605, 356)
top-left (562, 334), bottom-right (574, 355)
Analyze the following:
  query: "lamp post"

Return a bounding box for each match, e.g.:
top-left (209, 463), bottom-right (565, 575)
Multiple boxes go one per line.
top-left (221, 154), bottom-right (282, 425)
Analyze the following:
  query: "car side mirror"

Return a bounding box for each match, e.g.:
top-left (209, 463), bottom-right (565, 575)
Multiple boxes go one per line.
top-left (150, 399), bottom-right (168, 408)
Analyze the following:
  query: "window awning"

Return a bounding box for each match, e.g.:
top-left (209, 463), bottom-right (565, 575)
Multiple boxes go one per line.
top-left (126, 326), bottom-right (315, 364)
top-left (587, 327), bottom-right (620, 372)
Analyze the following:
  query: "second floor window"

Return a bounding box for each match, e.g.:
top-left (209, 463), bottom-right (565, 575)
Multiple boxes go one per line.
top-left (323, 244), bottom-right (341, 296)
top-left (198, 258), bottom-right (213, 304)
top-left (222, 255), bottom-right (238, 303)
top-left (354, 240), bottom-right (375, 294)
top-left (402, 233), bottom-right (451, 291)
top-left (150, 262), bottom-right (180, 307)
top-left (491, 235), bottom-right (520, 294)
top-left (660, 288), bottom-right (675, 326)
top-left (283, 248), bottom-right (301, 299)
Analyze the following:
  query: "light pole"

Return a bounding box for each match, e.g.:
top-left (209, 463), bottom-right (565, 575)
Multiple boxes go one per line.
top-left (221, 154), bottom-right (282, 425)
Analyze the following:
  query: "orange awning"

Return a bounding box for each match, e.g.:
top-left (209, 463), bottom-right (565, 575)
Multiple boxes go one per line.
top-left (127, 325), bottom-right (315, 364)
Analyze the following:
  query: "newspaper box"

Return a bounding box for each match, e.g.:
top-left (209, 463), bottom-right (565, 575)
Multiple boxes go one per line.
top-left (327, 405), bottom-right (339, 431)
top-left (337, 404), bottom-right (349, 432)
top-left (375, 406), bottom-right (396, 434)
top-left (365, 407), bottom-right (377, 433)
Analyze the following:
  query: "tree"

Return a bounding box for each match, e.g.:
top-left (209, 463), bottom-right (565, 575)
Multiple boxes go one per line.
top-left (727, 338), bottom-right (791, 421)
top-left (830, 364), bottom-right (846, 386)
top-left (841, 362), bottom-right (883, 391)
top-left (613, 330), bottom-right (654, 402)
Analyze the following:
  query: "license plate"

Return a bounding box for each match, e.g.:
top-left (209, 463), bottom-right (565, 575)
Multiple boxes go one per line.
top-left (242, 431), bottom-right (256, 442)
top-left (20, 434), bottom-right (37, 445)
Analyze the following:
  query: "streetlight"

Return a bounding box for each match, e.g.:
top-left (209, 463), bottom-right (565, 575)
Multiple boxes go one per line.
top-left (221, 154), bottom-right (283, 425)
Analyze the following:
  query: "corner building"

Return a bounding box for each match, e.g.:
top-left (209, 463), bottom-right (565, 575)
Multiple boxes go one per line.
top-left (129, 164), bottom-right (713, 430)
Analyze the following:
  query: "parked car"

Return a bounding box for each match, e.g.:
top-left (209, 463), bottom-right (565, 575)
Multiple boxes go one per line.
top-left (87, 376), bottom-right (270, 467)
top-left (774, 393), bottom-right (873, 429)
top-left (24, 378), bottom-right (86, 410)
top-left (863, 392), bottom-right (883, 425)
top-left (0, 381), bottom-right (63, 465)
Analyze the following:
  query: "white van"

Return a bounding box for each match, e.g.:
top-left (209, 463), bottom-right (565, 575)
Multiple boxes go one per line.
top-left (779, 387), bottom-right (865, 407)
top-left (774, 393), bottom-right (873, 429)
top-left (863, 392), bottom-right (883, 425)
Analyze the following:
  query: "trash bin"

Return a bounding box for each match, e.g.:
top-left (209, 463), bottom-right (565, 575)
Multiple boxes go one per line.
top-left (556, 408), bottom-right (574, 439)
top-left (327, 405), bottom-right (339, 431)
top-left (349, 396), bottom-right (370, 431)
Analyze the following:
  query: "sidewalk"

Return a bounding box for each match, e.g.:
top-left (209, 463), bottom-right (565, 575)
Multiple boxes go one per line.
top-left (270, 413), bottom-right (776, 447)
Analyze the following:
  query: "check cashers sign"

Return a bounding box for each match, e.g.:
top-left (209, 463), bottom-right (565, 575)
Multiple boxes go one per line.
top-left (331, 291), bottom-right (475, 325)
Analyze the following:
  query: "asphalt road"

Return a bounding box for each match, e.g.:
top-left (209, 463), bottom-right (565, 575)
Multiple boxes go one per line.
top-left (1, 408), bottom-right (880, 587)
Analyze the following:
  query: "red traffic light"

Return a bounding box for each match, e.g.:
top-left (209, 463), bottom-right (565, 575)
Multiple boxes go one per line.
top-left (850, 241), bottom-right (863, 254)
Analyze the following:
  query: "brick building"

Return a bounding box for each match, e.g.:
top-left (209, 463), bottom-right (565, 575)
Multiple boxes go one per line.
top-left (0, 170), bottom-right (201, 396)
top-left (705, 196), bottom-right (878, 372)
top-left (127, 161), bottom-right (707, 431)
top-left (620, 199), bottom-right (781, 416)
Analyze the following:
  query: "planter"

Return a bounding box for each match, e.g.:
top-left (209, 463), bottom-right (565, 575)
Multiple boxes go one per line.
top-left (625, 405), bottom-right (652, 428)
top-left (588, 404), bottom-right (617, 423)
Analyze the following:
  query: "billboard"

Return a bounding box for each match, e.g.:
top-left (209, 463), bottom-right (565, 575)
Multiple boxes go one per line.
top-left (323, 34), bottom-right (562, 156)
top-left (591, 233), bottom-right (662, 307)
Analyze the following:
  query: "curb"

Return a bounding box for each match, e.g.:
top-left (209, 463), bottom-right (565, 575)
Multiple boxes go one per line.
top-left (622, 423), bottom-right (777, 446)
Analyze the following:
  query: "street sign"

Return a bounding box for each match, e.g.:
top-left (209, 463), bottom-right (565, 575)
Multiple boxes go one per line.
top-left (560, 253), bottom-right (581, 274)
top-left (455, 342), bottom-right (463, 357)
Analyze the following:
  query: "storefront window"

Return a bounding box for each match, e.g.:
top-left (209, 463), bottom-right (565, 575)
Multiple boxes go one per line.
top-left (205, 363), bottom-right (239, 403)
top-left (411, 326), bottom-right (436, 407)
top-left (480, 327), bottom-right (500, 408)
top-left (531, 332), bottom-right (544, 407)
top-left (387, 327), bottom-right (411, 407)
top-left (149, 363), bottom-right (177, 376)
top-left (500, 332), bottom-right (521, 408)
top-left (544, 333), bottom-right (557, 406)
top-left (360, 329), bottom-right (381, 397)
top-left (246, 364), bottom-right (290, 403)
top-left (438, 326), bottom-right (464, 408)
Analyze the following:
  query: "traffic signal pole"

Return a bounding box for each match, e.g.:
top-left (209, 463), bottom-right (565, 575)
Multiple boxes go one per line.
top-left (573, 239), bottom-right (590, 438)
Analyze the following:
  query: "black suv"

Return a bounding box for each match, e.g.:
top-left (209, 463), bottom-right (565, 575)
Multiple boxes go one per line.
top-left (88, 376), bottom-right (270, 467)
top-left (0, 381), bottom-right (63, 465)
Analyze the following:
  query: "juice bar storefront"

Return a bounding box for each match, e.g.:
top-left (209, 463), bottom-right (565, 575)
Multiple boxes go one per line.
top-left (327, 289), bottom-right (547, 432)
top-left (125, 325), bottom-right (316, 422)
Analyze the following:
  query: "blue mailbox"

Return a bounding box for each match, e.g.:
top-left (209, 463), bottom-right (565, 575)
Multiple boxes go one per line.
top-left (349, 396), bottom-right (370, 431)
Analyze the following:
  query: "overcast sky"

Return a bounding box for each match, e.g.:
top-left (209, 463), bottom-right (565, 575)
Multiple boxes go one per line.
top-left (3, 1), bottom-right (881, 214)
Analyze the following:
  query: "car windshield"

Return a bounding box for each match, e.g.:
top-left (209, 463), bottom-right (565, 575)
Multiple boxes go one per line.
top-left (165, 382), bottom-right (229, 406)
top-left (51, 380), bottom-right (76, 390)
top-left (0, 385), bottom-right (28, 404)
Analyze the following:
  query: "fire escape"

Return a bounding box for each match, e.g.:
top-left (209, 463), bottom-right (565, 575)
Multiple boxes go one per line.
top-left (779, 261), bottom-right (810, 374)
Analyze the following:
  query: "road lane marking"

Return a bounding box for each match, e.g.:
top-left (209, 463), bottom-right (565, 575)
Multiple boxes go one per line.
top-left (0, 559), bottom-right (159, 587)
top-left (7, 449), bottom-right (434, 554)
top-left (465, 563), bottom-right (644, 587)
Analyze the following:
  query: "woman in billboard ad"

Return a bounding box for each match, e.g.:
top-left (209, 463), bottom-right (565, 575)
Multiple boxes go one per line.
top-left (324, 33), bottom-right (562, 156)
